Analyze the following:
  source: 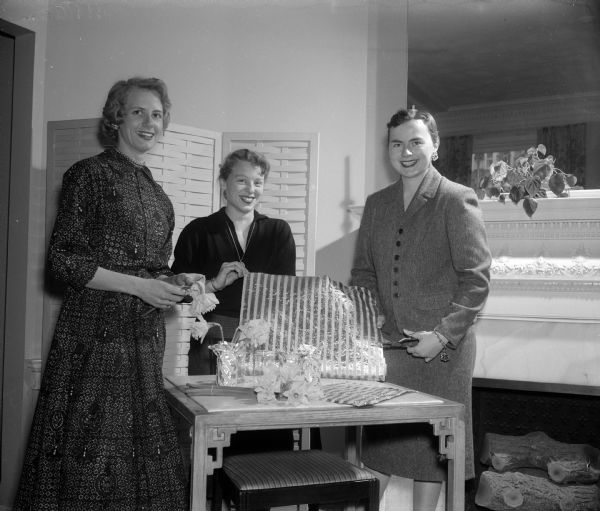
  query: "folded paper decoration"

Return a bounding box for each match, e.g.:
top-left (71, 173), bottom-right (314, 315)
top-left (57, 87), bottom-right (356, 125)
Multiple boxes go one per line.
top-left (321, 381), bottom-right (412, 407)
top-left (240, 273), bottom-right (386, 381)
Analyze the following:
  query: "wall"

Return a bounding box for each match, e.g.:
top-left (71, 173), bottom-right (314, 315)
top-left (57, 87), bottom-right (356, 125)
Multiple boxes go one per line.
top-left (0, 1), bottom-right (410, 507)
top-left (42, 1), bottom-right (371, 253)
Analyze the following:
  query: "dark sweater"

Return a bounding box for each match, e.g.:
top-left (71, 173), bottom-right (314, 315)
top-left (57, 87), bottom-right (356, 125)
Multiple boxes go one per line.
top-left (171, 207), bottom-right (296, 317)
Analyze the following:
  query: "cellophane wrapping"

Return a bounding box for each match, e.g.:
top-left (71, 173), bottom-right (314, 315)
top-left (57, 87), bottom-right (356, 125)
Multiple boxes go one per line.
top-left (238, 273), bottom-right (386, 381)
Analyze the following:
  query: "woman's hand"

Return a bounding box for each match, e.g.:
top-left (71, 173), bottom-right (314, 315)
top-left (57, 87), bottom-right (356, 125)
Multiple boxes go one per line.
top-left (163, 273), bottom-right (204, 287)
top-left (404, 329), bottom-right (444, 363)
top-left (135, 278), bottom-right (189, 309)
top-left (210, 261), bottom-right (247, 291)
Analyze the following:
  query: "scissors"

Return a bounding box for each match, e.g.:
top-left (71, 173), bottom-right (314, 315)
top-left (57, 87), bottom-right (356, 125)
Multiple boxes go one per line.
top-left (382, 335), bottom-right (419, 349)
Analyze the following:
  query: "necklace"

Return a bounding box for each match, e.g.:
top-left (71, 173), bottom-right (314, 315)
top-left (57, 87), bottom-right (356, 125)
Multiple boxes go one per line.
top-left (114, 147), bottom-right (146, 168)
top-left (225, 221), bottom-right (255, 262)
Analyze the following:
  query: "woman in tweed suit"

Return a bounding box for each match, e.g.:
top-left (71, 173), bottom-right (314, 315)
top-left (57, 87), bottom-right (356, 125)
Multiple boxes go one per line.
top-left (351, 107), bottom-right (491, 510)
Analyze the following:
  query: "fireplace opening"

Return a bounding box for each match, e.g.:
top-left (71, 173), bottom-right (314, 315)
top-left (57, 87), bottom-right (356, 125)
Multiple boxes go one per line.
top-left (468, 379), bottom-right (600, 510)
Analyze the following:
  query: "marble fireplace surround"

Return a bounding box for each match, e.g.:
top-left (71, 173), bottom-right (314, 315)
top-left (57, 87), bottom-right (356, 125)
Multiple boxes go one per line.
top-left (350, 190), bottom-right (600, 393)
top-left (475, 190), bottom-right (600, 392)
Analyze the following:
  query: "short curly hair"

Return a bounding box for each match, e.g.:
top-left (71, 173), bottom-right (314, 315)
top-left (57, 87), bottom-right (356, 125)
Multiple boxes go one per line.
top-left (99, 77), bottom-right (171, 144)
top-left (219, 148), bottom-right (270, 181)
top-left (387, 107), bottom-right (439, 145)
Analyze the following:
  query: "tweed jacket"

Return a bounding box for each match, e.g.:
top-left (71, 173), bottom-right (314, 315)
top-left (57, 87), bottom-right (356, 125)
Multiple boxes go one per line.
top-left (351, 167), bottom-right (491, 347)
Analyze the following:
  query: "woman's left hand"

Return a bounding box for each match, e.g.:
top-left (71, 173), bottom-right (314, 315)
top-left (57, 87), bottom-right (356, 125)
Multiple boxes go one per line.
top-left (404, 330), bottom-right (444, 363)
top-left (163, 273), bottom-right (205, 287)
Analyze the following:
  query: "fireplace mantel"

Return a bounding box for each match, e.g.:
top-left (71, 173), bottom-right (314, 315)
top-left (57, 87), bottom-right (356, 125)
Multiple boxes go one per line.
top-left (349, 190), bottom-right (600, 388)
top-left (476, 191), bottom-right (600, 388)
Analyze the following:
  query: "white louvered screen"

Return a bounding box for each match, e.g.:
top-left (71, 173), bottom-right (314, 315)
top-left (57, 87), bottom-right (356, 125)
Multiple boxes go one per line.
top-left (144, 125), bottom-right (221, 376)
top-left (44, 119), bottom-right (221, 376)
top-left (221, 133), bottom-right (319, 277)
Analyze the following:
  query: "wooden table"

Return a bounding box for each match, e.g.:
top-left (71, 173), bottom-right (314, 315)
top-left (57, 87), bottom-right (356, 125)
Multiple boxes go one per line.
top-left (164, 375), bottom-right (466, 511)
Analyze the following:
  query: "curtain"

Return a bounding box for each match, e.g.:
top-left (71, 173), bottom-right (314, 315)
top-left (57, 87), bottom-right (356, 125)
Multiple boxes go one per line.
top-left (537, 123), bottom-right (586, 188)
top-left (437, 135), bottom-right (473, 187)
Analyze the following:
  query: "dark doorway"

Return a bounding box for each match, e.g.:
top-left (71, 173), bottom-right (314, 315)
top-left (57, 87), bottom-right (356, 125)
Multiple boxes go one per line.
top-left (0, 18), bottom-right (34, 494)
top-left (0, 26), bottom-right (16, 485)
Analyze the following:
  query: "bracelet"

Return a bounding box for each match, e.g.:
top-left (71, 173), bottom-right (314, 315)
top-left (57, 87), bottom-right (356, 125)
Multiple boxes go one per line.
top-left (209, 278), bottom-right (222, 292)
top-left (433, 330), bottom-right (450, 363)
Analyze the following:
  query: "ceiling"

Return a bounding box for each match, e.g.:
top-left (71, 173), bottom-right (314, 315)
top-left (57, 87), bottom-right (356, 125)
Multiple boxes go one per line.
top-left (407, 0), bottom-right (600, 112)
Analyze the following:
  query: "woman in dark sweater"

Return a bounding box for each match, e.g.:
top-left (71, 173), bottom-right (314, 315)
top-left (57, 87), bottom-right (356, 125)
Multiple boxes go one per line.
top-left (172, 148), bottom-right (298, 453)
top-left (171, 148), bottom-right (296, 374)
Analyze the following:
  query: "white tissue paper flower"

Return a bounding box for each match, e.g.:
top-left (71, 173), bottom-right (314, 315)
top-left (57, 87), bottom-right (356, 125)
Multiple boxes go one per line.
top-left (189, 280), bottom-right (219, 317)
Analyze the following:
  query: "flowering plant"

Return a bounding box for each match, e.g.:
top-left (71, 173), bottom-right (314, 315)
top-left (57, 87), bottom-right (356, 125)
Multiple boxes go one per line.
top-left (477, 144), bottom-right (578, 217)
top-left (254, 344), bottom-right (323, 406)
top-left (234, 319), bottom-right (271, 348)
top-left (187, 279), bottom-right (221, 342)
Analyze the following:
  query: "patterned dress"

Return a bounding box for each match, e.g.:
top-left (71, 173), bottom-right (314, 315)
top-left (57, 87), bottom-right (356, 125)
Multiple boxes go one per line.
top-left (14, 149), bottom-right (188, 510)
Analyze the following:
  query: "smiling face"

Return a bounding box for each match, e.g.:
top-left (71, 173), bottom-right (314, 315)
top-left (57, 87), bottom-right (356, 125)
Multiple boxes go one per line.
top-left (388, 119), bottom-right (439, 180)
top-left (221, 160), bottom-right (265, 218)
top-left (117, 87), bottom-right (164, 161)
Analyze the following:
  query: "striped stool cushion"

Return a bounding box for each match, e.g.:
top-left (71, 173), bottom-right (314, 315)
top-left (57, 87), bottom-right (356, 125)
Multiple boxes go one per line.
top-left (222, 450), bottom-right (376, 491)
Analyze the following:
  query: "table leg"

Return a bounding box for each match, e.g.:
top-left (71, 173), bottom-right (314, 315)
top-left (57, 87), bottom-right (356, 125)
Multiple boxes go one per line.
top-left (189, 424), bottom-right (235, 511)
top-left (190, 420), bottom-right (208, 511)
top-left (343, 425), bottom-right (362, 464)
top-left (430, 416), bottom-right (465, 511)
top-left (447, 417), bottom-right (465, 511)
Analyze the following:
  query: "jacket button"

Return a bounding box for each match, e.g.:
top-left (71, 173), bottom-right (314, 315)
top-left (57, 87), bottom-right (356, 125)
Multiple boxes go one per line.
top-left (393, 267), bottom-right (398, 273)
top-left (394, 255), bottom-right (400, 260)
top-left (398, 228), bottom-right (404, 234)
top-left (393, 281), bottom-right (398, 286)
top-left (396, 241), bottom-right (401, 247)
top-left (393, 293), bottom-right (399, 298)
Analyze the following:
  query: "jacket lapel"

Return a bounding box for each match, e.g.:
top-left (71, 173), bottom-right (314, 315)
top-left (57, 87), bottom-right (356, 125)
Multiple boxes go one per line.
top-left (403, 167), bottom-right (443, 220)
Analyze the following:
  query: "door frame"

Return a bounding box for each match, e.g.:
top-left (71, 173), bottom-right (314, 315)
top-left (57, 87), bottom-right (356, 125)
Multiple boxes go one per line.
top-left (0, 18), bottom-right (34, 500)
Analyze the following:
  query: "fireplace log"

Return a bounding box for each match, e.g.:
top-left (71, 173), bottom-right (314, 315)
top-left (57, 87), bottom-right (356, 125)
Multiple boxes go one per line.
top-left (480, 431), bottom-right (600, 484)
top-left (475, 471), bottom-right (600, 511)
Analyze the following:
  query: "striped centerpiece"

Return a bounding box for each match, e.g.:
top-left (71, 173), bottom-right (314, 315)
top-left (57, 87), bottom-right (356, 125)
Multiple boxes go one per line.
top-left (240, 272), bottom-right (386, 381)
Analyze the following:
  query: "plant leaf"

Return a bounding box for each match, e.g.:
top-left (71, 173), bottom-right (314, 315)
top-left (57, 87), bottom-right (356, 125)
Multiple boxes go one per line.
top-left (548, 173), bottom-right (566, 195)
top-left (509, 185), bottom-right (524, 204)
top-left (524, 175), bottom-right (541, 197)
top-left (566, 174), bottom-right (577, 187)
top-left (523, 197), bottom-right (538, 217)
top-left (490, 186), bottom-right (502, 198)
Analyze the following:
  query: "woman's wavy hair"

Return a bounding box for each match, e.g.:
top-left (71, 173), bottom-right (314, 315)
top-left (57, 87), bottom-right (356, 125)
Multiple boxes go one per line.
top-left (219, 148), bottom-right (270, 181)
top-left (387, 107), bottom-right (440, 145)
top-left (99, 77), bottom-right (171, 145)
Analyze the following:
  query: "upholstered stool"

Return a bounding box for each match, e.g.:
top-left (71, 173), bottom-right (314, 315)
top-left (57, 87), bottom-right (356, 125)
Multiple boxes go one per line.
top-left (211, 449), bottom-right (379, 511)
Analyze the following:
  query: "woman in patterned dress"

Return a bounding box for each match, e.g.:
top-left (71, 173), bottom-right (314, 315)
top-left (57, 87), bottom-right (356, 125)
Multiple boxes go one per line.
top-left (14, 77), bottom-right (201, 510)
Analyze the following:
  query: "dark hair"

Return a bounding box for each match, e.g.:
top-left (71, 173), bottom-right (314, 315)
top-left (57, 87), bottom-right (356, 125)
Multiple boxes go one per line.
top-left (219, 148), bottom-right (270, 181)
top-left (99, 77), bottom-right (172, 144)
top-left (387, 107), bottom-right (439, 145)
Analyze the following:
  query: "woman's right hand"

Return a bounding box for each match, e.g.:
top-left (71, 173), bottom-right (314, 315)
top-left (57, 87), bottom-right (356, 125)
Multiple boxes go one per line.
top-left (135, 278), bottom-right (188, 309)
top-left (210, 261), bottom-right (247, 291)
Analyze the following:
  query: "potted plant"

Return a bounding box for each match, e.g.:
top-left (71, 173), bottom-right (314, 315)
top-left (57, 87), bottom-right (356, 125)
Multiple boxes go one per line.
top-left (477, 144), bottom-right (578, 217)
